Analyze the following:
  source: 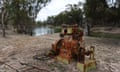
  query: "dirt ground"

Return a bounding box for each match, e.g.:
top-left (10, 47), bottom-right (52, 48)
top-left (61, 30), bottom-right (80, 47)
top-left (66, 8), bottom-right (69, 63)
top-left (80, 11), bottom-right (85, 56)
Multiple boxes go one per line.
top-left (0, 33), bottom-right (120, 72)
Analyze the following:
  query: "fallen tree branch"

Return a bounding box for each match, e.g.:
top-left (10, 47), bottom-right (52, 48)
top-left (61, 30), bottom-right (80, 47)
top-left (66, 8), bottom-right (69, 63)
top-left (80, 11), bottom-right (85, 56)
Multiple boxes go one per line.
top-left (0, 61), bottom-right (19, 72)
top-left (19, 62), bottom-right (50, 72)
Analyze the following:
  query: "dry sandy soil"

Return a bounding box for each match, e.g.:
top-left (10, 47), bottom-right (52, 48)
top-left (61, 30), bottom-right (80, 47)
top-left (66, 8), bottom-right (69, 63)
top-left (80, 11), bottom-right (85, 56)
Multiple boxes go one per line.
top-left (0, 33), bottom-right (120, 72)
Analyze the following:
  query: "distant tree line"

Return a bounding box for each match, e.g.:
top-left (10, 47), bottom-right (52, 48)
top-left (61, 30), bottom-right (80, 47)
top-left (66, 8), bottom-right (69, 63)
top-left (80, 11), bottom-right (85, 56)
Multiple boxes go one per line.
top-left (37, 0), bottom-right (120, 27)
top-left (37, 3), bottom-right (83, 26)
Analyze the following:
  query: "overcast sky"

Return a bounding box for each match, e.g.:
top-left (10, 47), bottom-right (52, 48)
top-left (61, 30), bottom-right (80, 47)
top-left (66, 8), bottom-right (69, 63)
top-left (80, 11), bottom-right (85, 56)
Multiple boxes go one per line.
top-left (36, 0), bottom-right (84, 21)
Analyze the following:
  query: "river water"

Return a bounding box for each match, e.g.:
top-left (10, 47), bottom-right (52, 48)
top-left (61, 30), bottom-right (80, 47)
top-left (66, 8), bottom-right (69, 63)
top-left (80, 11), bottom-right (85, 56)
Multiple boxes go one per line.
top-left (32, 26), bottom-right (58, 36)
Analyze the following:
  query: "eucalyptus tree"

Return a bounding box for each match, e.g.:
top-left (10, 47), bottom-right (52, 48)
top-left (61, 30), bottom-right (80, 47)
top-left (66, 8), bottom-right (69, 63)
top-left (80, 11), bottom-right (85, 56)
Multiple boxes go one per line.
top-left (83, 0), bottom-right (108, 35)
top-left (0, 0), bottom-right (10, 37)
top-left (10, 0), bottom-right (51, 34)
top-left (49, 3), bottom-right (83, 26)
top-left (65, 4), bottom-right (83, 25)
top-left (84, 0), bottom-right (108, 25)
top-left (0, 0), bottom-right (51, 35)
top-left (105, 0), bottom-right (120, 26)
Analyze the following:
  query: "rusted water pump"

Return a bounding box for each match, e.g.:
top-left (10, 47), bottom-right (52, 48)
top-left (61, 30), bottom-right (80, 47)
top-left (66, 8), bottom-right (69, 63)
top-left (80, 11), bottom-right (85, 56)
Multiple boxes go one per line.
top-left (49, 24), bottom-right (96, 72)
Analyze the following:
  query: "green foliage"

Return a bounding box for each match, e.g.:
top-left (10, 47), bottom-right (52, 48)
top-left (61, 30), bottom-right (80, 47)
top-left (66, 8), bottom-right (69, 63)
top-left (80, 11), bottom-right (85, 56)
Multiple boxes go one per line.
top-left (84, 0), bottom-right (108, 25)
top-left (84, 0), bottom-right (120, 26)
top-left (54, 27), bottom-right (61, 33)
top-left (0, 0), bottom-right (51, 34)
top-left (90, 32), bottom-right (120, 39)
top-left (44, 3), bottom-right (83, 26)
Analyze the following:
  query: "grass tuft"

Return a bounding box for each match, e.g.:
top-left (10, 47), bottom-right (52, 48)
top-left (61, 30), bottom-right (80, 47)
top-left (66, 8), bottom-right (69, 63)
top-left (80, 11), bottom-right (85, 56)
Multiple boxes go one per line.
top-left (90, 32), bottom-right (120, 39)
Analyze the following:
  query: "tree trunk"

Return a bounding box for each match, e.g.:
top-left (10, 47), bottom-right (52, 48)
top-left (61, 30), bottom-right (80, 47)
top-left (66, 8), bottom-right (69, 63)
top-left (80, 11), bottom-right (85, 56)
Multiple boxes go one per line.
top-left (87, 23), bottom-right (90, 36)
top-left (84, 23), bottom-right (90, 36)
top-left (1, 9), bottom-right (6, 37)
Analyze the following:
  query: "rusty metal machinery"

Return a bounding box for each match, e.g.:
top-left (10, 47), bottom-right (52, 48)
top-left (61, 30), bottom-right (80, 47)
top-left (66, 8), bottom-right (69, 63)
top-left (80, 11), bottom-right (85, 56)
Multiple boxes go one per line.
top-left (49, 24), bottom-right (96, 72)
